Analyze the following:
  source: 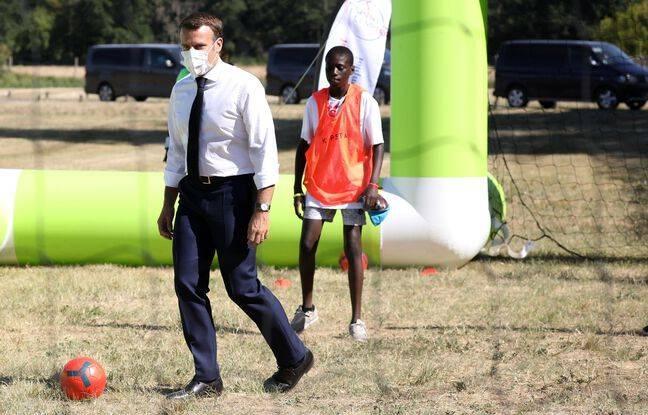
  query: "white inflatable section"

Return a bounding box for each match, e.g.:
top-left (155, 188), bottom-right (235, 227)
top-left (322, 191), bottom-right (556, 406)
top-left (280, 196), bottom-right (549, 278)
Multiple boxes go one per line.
top-left (0, 169), bottom-right (21, 264)
top-left (381, 177), bottom-right (490, 268)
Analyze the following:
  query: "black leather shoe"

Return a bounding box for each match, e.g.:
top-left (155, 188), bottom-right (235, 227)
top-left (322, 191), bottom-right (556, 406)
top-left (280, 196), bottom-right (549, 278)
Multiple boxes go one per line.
top-left (263, 348), bottom-right (314, 393)
top-left (165, 377), bottom-right (223, 400)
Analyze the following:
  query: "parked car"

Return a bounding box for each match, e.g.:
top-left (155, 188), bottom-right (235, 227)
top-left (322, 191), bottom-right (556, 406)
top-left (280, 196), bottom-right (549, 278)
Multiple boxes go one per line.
top-left (266, 43), bottom-right (391, 105)
top-left (85, 44), bottom-right (182, 102)
top-left (494, 40), bottom-right (648, 110)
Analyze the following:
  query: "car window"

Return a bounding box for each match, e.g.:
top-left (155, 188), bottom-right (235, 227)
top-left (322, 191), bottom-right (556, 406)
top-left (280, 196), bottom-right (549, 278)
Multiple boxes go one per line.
top-left (592, 43), bottom-right (634, 65)
top-left (272, 47), bottom-right (319, 68)
top-left (150, 49), bottom-right (174, 69)
top-left (92, 48), bottom-right (143, 67)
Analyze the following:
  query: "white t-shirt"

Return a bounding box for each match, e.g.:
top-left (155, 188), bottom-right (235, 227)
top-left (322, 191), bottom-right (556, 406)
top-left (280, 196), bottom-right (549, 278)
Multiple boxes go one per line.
top-left (300, 90), bottom-right (384, 209)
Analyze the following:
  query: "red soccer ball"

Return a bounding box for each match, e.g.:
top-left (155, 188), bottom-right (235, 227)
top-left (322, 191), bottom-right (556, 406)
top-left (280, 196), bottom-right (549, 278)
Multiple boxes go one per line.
top-left (60, 357), bottom-right (107, 400)
top-left (339, 252), bottom-right (369, 271)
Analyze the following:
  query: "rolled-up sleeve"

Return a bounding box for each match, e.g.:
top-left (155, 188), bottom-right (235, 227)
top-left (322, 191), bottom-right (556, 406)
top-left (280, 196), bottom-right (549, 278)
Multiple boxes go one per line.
top-left (164, 88), bottom-right (186, 187)
top-left (364, 93), bottom-right (384, 145)
top-left (242, 79), bottom-right (279, 189)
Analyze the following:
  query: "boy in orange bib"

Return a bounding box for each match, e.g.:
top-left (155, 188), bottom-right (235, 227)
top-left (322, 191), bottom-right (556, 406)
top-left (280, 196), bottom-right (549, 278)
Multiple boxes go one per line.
top-left (292, 46), bottom-right (385, 342)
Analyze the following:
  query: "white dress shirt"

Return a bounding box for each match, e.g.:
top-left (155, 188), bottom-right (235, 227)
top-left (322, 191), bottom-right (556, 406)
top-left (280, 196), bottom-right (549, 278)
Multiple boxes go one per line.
top-left (165, 59), bottom-right (279, 189)
top-left (300, 90), bottom-right (384, 209)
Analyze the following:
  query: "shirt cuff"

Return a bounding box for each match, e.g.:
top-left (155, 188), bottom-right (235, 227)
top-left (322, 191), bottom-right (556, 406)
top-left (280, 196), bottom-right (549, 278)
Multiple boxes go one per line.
top-left (253, 170), bottom-right (278, 189)
top-left (164, 170), bottom-right (185, 188)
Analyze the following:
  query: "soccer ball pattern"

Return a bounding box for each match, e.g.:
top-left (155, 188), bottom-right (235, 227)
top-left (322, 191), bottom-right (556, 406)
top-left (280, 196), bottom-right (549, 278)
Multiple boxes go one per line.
top-left (60, 357), bottom-right (107, 400)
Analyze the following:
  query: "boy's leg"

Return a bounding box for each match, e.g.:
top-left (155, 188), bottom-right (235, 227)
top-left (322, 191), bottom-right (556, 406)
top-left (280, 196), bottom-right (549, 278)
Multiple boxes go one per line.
top-left (291, 208), bottom-right (334, 333)
top-left (343, 224), bottom-right (364, 322)
top-left (299, 218), bottom-right (325, 308)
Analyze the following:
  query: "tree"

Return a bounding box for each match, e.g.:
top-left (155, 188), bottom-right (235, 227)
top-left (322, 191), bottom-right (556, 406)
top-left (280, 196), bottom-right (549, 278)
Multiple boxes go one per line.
top-left (488, 0), bottom-right (631, 58)
top-left (596, 0), bottom-right (648, 57)
top-left (110, 0), bottom-right (154, 43)
top-left (0, 0), bottom-right (23, 63)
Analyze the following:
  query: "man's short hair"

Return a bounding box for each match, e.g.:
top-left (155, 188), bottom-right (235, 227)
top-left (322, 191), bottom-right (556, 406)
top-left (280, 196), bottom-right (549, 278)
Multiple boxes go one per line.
top-left (326, 46), bottom-right (354, 66)
top-left (180, 12), bottom-right (224, 39)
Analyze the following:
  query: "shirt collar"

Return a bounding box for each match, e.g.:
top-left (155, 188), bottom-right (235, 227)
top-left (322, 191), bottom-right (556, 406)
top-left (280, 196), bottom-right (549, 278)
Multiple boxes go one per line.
top-left (203, 57), bottom-right (226, 82)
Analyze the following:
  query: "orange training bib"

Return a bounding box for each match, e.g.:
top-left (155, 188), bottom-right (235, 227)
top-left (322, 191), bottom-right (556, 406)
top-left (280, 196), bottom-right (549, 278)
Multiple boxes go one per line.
top-left (304, 84), bottom-right (372, 205)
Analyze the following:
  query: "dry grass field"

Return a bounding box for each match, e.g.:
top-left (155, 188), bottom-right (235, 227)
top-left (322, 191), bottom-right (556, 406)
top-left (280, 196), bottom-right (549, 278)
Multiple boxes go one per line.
top-left (8, 65), bottom-right (86, 79)
top-left (0, 262), bottom-right (646, 415)
top-left (0, 68), bottom-right (646, 414)
top-left (0, 86), bottom-right (391, 176)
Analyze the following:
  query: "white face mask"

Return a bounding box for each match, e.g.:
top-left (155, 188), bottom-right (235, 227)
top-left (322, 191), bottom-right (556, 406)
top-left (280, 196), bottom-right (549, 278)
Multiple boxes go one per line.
top-left (181, 40), bottom-right (219, 77)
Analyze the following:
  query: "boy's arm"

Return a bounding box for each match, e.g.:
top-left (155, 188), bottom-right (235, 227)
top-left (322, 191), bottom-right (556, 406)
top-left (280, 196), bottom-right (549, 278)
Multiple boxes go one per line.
top-left (294, 98), bottom-right (315, 219)
top-left (293, 139), bottom-right (309, 219)
top-left (362, 92), bottom-right (386, 209)
top-left (362, 143), bottom-right (384, 209)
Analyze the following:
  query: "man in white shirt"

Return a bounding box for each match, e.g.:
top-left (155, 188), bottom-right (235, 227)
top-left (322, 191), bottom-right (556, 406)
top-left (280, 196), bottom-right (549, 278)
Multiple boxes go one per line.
top-left (157, 12), bottom-right (313, 399)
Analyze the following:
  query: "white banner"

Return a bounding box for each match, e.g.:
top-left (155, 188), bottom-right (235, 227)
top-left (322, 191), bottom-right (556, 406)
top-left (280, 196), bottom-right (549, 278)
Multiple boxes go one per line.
top-left (318, 0), bottom-right (391, 94)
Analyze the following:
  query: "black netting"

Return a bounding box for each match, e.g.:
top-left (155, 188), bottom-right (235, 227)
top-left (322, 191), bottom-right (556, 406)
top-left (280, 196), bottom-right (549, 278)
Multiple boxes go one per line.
top-left (488, 101), bottom-right (648, 259)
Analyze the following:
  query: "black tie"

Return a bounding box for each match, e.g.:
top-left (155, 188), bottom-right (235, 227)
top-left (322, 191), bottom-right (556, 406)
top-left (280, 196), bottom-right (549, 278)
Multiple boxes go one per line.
top-left (187, 76), bottom-right (207, 178)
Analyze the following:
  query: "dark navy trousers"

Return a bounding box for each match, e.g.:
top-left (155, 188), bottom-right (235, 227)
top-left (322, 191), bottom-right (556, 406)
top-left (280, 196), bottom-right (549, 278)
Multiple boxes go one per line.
top-left (173, 174), bottom-right (305, 382)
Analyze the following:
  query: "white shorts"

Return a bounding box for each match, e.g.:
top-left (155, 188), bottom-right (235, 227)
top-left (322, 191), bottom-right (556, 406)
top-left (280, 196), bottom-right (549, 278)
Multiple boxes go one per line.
top-left (303, 206), bottom-right (366, 226)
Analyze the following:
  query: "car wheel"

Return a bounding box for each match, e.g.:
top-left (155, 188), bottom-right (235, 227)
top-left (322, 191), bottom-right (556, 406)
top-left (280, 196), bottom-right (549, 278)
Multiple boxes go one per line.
top-left (373, 87), bottom-right (387, 105)
top-left (626, 100), bottom-right (646, 110)
top-left (134, 96), bottom-right (147, 102)
top-left (507, 86), bottom-right (528, 108)
top-left (280, 85), bottom-right (299, 104)
top-left (595, 87), bottom-right (619, 110)
top-left (539, 100), bottom-right (556, 109)
top-left (98, 83), bottom-right (115, 102)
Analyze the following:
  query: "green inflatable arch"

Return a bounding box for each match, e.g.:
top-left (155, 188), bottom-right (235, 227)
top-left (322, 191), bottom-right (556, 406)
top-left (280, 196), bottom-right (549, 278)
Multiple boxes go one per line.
top-left (0, 0), bottom-right (490, 268)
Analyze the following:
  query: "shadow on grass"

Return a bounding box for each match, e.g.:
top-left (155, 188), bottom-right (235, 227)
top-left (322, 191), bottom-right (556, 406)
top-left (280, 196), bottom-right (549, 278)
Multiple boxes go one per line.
top-left (86, 322), bottom-right (258, 336)
top-left (0, 117), bottom-right (392, 152)
top-left (147, 385), bottom-right (178, 395)
top-left (0, 372), bottom-right (60, 388)
top-left (475, 255), bottom-right (648, 267)
top-left (474, 257), bottom-right (648, 285)
top-left (3, 107), bottom-right (643, 157)
top-left (0, 128), bottom-right (166, 145)
top-left (489, 107), bottom-right (648, 156)
top-left (384, 324), bottom-right (647, 337)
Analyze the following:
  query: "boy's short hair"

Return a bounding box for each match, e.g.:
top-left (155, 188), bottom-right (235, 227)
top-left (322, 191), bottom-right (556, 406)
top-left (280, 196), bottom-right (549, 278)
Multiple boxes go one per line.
top-left (326, 46), bottom-right (354, 65)
top-left (180, 12), bottom-right (224, 39)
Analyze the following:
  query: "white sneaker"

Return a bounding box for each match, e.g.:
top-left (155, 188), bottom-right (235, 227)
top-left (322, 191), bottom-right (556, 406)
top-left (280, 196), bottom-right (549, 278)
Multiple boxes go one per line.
top-left (290, 305), bottom-right (319, 333)
top-left (349, 319), bottom-right (369, 342)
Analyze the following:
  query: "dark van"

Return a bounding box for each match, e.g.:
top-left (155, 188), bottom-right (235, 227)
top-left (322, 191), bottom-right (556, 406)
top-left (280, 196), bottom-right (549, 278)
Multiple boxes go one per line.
top-left (494, 40), bottom-right (648, 110)
top-left (266, 43), bottom-right (391, 105)
top-left (85, 44), bottom-right (182, 102)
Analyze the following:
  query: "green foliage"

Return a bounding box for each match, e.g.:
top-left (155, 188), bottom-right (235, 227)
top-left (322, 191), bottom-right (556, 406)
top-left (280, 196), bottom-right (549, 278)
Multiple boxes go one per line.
top-left (0, 43), bottom-right (11, 65)
top-left (488, 0), bottom-right (632, 58)
top-left (596, 0), bottom-right (648, 57)
top-left (2, 0), bottom-right (341, 64)
top-left (1, 0), bottom-right (639, 64)
top-left (0, 0), bottom-right (27, 56)
top-left (203, 0), bottom-right (338, 59)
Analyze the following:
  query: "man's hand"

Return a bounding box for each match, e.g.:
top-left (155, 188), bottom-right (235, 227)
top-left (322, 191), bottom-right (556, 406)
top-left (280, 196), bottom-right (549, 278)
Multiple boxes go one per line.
top-left (362, 185), bottom-right (380, 210)
top-left (293, 194), bottom-right (305, 219)
top-left (157, 205), bottom-right (175, 240)
top-left (248, 211), bottom-right (270, 245)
